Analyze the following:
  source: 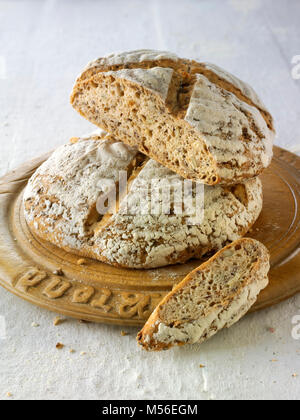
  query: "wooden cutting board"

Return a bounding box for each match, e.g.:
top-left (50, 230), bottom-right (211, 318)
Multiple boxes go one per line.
top-left (0, 146), bottom-right (299, 326)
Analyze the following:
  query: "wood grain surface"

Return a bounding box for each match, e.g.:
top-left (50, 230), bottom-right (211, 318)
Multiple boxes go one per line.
top-left (0, 146), bottom-right (299, 326)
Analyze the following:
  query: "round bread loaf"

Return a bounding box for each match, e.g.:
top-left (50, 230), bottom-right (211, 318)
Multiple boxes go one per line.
top-left (71, 49), bottom-right (274, 186)
top-left (23, 130), bottom-right (263, 269)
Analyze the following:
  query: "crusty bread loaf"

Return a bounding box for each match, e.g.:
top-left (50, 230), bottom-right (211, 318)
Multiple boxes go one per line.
top-left (71, 49), bottom-right (274, 186)
top-left (23, 131), bottom-right (263, 269)
top-left (137, 238), bottom-right (270, 351)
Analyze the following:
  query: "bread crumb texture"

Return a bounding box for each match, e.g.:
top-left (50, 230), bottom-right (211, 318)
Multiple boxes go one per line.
top-left (137, 238), bottom-right (270, 351)
top-left (24, 131), bottom-right (263, 269)
top-left (71, 49), bottom-right (274, 185)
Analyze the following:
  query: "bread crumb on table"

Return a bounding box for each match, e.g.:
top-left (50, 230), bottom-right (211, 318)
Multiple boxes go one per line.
top-left (31, 322), bottom-right (40, 328)
top-left (53, 316), bottom-right (64, 326)
top-left (268, 327), bottom-right (275, 333)
top-left (6, 392), bottom-right (12, 398)
top-left (199, 364), bottom-right (206, 368)
top-left (56, 342), bottom-right (64, 350)
top-left (121, 331), bottom-right (128, 336)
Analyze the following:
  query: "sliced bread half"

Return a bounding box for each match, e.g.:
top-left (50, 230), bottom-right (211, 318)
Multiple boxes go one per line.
top-left (137, 238), bottom-right (270, 350)
top-left (71, 49), bottom-right (274, 185)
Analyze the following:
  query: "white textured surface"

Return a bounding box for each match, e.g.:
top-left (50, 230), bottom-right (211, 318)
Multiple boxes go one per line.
top-left (0, 0), bottom-right (300, 400)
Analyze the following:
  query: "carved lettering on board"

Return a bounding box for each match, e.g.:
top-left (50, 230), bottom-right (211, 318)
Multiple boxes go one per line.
top-left (118, 293), bottom-right (151, 319)
top-left (91, 288), bottom-right (112, 312)
top-left (14, 269), bottom-right (159, 321)
top-left (72, 286), bottom-right (95, 303)
top-left (42, 278), bottom-right (71, 299)
top-left (16, 268), bottom-right (48, 291)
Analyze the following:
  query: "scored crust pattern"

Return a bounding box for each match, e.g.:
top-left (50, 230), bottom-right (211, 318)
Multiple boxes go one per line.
top-left (23, 130), bottom-right (263, 269)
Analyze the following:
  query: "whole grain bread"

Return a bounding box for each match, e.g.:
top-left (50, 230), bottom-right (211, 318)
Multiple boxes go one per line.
top-left (71, 49), bottom-right (274, 186)
top-left (24, 131), bottom-right (263, 269)
top-left (137, 238), bottom-right (270, 350)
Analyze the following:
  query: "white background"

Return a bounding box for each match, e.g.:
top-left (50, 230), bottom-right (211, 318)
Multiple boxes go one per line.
top-left (0, 0), bottom-right (300, 400)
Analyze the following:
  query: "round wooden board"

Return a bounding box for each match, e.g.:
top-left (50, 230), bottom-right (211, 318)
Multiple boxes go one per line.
top-left (0, 147), bottom-right (299, 326)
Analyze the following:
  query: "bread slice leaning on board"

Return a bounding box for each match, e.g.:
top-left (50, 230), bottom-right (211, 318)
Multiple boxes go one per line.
top-left (71, 49), bottom-right (275, 186)
top-left (137, 238), bottom-right (270, 351)
top-left (23, 130), bottom-right (263, 269)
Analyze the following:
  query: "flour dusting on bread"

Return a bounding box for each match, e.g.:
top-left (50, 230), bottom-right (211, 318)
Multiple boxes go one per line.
top-left (23, 132), bottom-right (263, 269)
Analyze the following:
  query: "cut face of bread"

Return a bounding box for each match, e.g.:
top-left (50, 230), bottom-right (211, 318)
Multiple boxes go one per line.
top-left (71, 49), bottom-right (275, 186)
top-left (24, 131), bottom-right (263, 269)
top-left (137, 238), bottom-right (270, 351)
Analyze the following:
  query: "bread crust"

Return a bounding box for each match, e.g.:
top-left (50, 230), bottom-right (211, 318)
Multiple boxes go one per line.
top-left (24, 132), bottom-right (263, 269)
top-left (71, 49), bottom-right (275, 186)
top-left (137, 238), bottom-right (270, 350)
